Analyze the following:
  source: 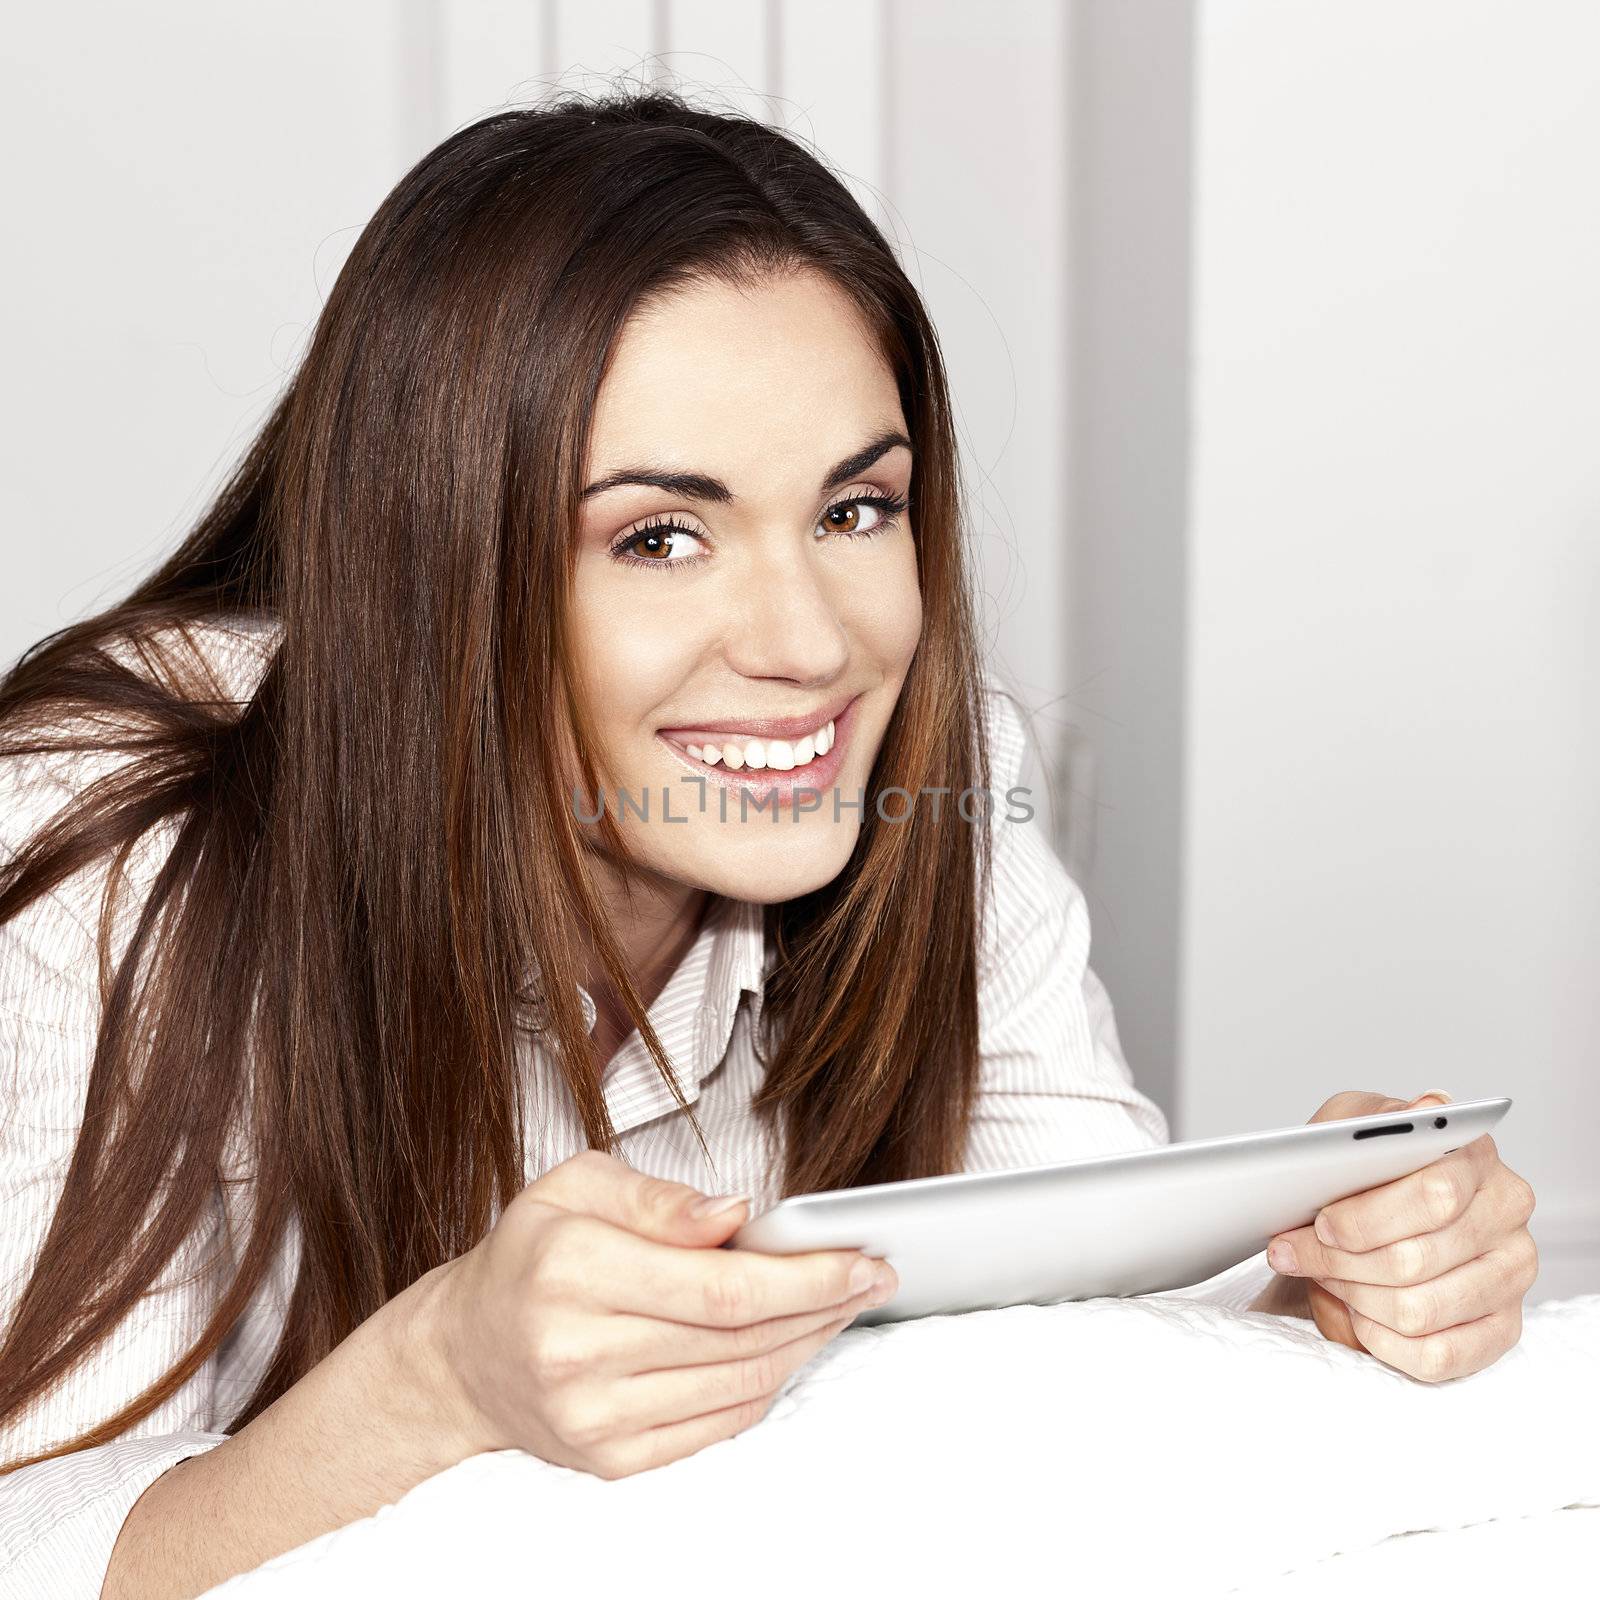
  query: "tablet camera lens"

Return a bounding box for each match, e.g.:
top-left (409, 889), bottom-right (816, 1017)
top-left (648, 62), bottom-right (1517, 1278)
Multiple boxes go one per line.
top-left (1433, 1115), bottom-right (1447, 1128)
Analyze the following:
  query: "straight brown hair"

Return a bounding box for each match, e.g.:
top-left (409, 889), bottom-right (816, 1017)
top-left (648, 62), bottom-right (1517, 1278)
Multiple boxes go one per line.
top-left (0, 85), bottom-right (991, 1472)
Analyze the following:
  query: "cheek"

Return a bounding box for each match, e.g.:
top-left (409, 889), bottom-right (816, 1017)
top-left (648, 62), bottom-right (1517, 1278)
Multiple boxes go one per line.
top-left (569, 562), bottom-right (706, 773)
top-left (848, 539), bottom-right (922, 672)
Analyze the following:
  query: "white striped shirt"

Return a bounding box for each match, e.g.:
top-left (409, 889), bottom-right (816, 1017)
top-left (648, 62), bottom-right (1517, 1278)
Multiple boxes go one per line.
top-left (0, 617), bottom-right (1270, 1595)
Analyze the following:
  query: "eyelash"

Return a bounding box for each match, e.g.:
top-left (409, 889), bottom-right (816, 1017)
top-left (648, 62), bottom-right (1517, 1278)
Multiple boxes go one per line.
top-left (607, 490), bottom-right (911, 573)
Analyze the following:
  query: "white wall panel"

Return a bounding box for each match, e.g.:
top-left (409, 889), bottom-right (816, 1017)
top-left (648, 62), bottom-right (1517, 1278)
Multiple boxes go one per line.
top-left (1180, 0), bottom-right (1600, 1297)
top-left (434, 0), bottom-right (548, 136)
top-left (550, 0), bottom-right (663, 96)
top-left (662, 0), bottom-right (776, 124)
top-left (0, 1), bottom-right (402, 666)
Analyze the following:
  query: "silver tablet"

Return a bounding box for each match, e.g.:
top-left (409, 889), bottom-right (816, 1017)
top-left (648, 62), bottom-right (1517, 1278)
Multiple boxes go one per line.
top-left (725, 1097), bottom-right (1512, 1325)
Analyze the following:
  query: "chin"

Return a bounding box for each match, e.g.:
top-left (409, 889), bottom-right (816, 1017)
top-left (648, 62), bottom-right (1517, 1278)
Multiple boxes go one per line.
top-left (668, 824), bottom-right (862, 905)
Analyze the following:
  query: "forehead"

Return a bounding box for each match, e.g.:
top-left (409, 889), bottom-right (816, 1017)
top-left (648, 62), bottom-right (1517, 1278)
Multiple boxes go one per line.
top-left (587, 271), bottom-right (904, 484)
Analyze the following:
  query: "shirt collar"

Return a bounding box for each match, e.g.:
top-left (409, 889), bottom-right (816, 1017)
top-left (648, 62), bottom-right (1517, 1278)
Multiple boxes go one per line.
top-left (521, 896), bottom-right (769, 1134)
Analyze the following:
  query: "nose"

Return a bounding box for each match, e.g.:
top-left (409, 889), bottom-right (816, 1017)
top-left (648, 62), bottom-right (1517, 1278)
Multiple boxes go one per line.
top-left (722, 537), bottom-right (851, 686)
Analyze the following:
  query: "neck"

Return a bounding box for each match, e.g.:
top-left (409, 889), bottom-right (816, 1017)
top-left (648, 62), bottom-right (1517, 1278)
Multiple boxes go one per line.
top-left (580, 859), bottom-right (711, 1059)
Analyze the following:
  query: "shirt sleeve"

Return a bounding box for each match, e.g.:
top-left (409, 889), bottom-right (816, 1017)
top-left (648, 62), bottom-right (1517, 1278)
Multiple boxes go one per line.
top-left (0, 748), bottom-right (231, 1599)
top-left (964, 684), bottom-right (1171, 1172)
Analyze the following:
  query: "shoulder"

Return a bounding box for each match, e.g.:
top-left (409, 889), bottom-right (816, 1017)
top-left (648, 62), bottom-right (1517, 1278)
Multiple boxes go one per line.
top-left (970, 674), bottom-right (1081, 967)
top-left (1, 612), bottom-right (280, 847)
top-left (979, 678), bottom-right (1033, 796)
top-left (0, 612), bottom-right (281, 971)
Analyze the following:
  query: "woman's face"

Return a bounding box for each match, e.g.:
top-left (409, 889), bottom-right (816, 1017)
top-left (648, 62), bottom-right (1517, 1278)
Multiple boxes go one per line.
top-left (569, 269), bottom-right (923, 904)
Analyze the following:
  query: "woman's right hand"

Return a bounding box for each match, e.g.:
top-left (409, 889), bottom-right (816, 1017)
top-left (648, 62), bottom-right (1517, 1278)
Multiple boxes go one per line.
top-left (409, 1151), bottom-right (898, 1481)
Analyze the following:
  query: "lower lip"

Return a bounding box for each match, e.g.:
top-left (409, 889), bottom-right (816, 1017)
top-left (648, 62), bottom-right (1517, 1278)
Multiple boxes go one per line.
top-left (656, 695), bottom-right (861, 806)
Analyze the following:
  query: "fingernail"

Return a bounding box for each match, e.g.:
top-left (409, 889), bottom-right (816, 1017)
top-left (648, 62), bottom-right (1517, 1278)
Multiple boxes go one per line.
top-left (1267, 1239), bottom-right (1298, 1274)
top-left (848, 1257), bottom-right (878, 1295)
top-left (690, 1192), bottom-right (751, 1219)
top-left (866, 1269), bottom-right (897, 1306)
top-left (1413, 1091), bottom-right (1451, 1106)
top-left (1314, 1211), bottom-right (1338, 1247)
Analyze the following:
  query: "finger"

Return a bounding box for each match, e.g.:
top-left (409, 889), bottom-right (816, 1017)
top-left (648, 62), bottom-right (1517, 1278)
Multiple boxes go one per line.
top-left (600, 1275), bottom-right (896, 1374)
top-left (541, 1211), bottom-right (897, 1325)
top-left (1314, 1233), bottom-right (1539, 1338)
top-left (608, 1303), bottom-right (859, 1436)
top-left (1306, 1091), bottom-right (1411, 1125)
top-left (1345, 1302), bottom-right (1524, 1383)
top-left (1307, 1280), bottom-right (1364, 1352)
top-left (1269, 1166), bottom-right (1527, 1285)
top-left (1313, 1135), bottom-right (1499, 1254)
top-left (526, 1149), bottom-right (751, 1246)
top-left (595, 1389), bottom-right (777, 1480)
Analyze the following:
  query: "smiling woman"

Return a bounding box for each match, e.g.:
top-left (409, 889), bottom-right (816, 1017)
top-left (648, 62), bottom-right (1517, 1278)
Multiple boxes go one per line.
top-left (0, 83), bottom-right (1358, 1600)
top-left (570, 274), bottom-right (923, 919)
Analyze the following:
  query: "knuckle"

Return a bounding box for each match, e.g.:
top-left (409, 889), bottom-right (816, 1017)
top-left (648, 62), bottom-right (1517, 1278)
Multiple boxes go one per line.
top-left (724, 1314), bottom-right (770, 1361)
top-left (635, 1171), bottom-right (690, 1219)
top-left (1318, 1092), bottom-right (1376, 1121)
top-left (536, 1149), bottom-right (609, 1197)
top-left (528, 1218), bottom-right (586, 1293)
top-left (545, 1388), bottom-right (607, 1448)
top-left (1514, 1232), bottom-right (1540, 1295)
top-left (1421, 1169), bottom-right (1466, 1229)
top-left (1328, 1206), bottom-right (1366, 1252)
top-left (1411, 1333), bottom-right (1458, 1384)
top-left (731, 1392), bottom-right (774, 1434)
top-left (1393, 1287), bottom-right (1435, 1338)
top-left (1387, 1234), bottom-right (1430, 1285)
top-left (526, 1318), bottom-right (587, 1387)
top-left (585, 1440), bottom-right (637, 1481)
top-left (1510, 1173), bottom-right (1537, 1224)
top-left (739, 1348), bottom-right (785, 1400)
top-left (502, 1186), bottom-right (549, 1228)
top-left (702, 1268), bottom-right (754, 1325)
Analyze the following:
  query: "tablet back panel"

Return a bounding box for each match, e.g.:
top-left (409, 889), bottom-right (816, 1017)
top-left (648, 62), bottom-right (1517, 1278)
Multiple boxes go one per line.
top-left (727, 1098), bottom-right (1511, 1324)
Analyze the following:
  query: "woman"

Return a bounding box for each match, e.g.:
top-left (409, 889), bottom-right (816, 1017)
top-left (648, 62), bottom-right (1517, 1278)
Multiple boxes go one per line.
top-left (0, 89), bottom-right (1537, 1599)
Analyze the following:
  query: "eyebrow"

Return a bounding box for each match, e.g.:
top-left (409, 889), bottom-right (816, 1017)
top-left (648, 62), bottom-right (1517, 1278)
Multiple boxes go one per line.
top-left (580, 428), bottom-right (913, 504)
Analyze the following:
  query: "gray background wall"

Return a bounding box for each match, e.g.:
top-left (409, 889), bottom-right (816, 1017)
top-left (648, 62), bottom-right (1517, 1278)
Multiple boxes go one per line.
top-left (3, 0), bottom-right (1594, 1297)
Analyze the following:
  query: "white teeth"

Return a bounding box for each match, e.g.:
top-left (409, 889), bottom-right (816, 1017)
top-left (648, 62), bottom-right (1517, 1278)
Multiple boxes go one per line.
top-left (678, 715), bottom-right (837, 771)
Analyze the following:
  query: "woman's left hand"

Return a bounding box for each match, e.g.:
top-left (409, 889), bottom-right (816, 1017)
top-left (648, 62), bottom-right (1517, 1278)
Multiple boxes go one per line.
top-left (1264, 1090), bottom-right (1539, 1381)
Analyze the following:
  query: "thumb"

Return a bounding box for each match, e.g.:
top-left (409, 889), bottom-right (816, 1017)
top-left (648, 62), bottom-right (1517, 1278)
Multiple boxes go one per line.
top-left (1308, 1279), bottom-right (1367, 1353)
top-left (1307, 1089), bottom-right (1411, 1124)
top-left (529, 1150), bottom-right (753, 1245)
top-left (1406, 1090), bottom-right (1453, 1110)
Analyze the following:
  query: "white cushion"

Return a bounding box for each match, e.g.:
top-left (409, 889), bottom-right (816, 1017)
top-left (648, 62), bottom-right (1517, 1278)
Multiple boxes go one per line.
top-left (202, 1292), bottom-right (1600, 1598)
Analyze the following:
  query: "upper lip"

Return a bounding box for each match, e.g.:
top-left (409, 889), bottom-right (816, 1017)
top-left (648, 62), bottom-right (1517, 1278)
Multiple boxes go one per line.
top-left (658, 692), bottom-right (858, 742)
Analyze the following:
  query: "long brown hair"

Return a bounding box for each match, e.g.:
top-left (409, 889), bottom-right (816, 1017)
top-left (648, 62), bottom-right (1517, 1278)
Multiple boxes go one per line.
top-left (0, 85), bottom-right (991, 1472)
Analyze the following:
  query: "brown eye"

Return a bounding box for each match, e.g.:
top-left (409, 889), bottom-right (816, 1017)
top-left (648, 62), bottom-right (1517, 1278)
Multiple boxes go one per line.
top-left (629, 529), bottom-right (678, 559)
top-left (817, 491), bottom-right (909, 540)
top-left (609, 518), bottom-right (708, 568)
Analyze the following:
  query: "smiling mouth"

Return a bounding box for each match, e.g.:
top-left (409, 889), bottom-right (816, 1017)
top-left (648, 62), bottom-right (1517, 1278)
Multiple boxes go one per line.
top-left (655, 696), bottom-right (859, 794)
